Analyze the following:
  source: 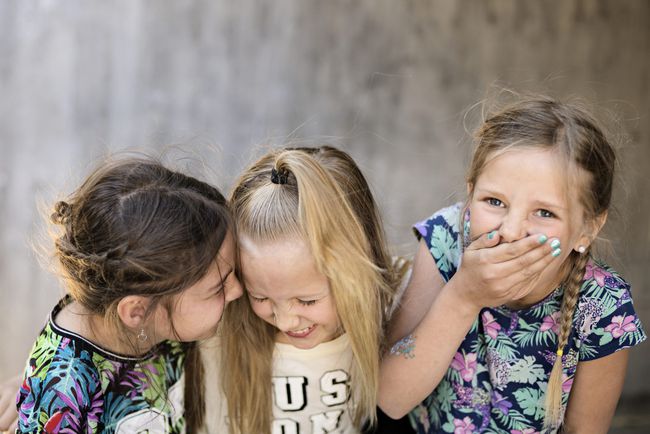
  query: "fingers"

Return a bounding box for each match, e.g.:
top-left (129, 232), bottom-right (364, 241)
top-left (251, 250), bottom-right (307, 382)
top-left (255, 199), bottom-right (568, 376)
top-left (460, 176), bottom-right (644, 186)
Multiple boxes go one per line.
top-left (465, 230), bottom-right (501, 251)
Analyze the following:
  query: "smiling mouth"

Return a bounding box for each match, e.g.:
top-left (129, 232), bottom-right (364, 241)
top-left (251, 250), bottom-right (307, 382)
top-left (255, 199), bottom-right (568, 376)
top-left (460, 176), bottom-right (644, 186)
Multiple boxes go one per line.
top-left (285, 325), bottom-right (316, 338)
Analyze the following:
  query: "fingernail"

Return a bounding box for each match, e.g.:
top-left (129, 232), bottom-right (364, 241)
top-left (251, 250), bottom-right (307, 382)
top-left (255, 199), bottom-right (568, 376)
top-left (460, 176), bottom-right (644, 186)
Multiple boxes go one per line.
top-left (552, 248), bottom-right (562, 257)
top-left (550, 239), bottom-right (561, 249)
top-left (538, 234), bottom-right (548, 244)
top-left (487, 230), bottom-right (497, 240)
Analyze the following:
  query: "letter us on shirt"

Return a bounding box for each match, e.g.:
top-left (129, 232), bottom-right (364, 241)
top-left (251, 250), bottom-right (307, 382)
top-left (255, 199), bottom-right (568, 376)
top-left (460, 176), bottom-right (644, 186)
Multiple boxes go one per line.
top-left (271, 369), bottom-right (353, 434)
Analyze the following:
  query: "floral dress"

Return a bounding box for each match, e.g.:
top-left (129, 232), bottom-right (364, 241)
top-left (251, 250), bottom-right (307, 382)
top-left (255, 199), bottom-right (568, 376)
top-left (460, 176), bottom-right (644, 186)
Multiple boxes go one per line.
top-left (16, 297), bottom-right (188, 434)
top-left (409, 204), bottom-right (646, 434)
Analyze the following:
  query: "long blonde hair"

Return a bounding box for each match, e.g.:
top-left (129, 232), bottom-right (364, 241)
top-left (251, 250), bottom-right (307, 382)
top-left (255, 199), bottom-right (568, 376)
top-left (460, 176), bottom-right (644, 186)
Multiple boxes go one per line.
top-left (220, 145), bottom-right (401, 433)
top-left (467, 97), bottom-right (615, 428)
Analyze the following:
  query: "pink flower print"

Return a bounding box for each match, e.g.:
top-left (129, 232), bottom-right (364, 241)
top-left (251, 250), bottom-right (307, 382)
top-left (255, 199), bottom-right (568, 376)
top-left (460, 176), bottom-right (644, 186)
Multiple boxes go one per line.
top-left (451, 351), bottom-right (478, 382)
top-left (540, 311), bottom-right (560, 334)
top-left (584, 261), bottom-right (612, 287)
top-left (604, 315), bottom-right (638, 338)
top-left (562, 373), bottom-right (574, 394)
top-left (482, 311), bottom-right (501, 339)
top-left (453, 416), bottom-right (476, 434)
top-left (510, 429), bottom-right (539, 434)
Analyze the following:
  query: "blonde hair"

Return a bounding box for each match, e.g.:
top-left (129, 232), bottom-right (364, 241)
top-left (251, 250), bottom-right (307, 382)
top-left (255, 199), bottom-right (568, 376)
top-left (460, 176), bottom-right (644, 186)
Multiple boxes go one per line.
top-left (220, 145), bottom-right (401, 433)
top-left (467, 97), bottom-right (615, 428)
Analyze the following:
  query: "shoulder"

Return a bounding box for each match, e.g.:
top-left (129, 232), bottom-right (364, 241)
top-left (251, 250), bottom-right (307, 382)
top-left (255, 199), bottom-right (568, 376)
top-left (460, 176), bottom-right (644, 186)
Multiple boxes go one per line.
top-left (412, 203), bottom-right (464, 281)
top-left (18, 330), bottom-right (102, 432)
top-left (413, 202), bottom-right (463, 240)
top-left (575, 260), bottom-right (646, 360)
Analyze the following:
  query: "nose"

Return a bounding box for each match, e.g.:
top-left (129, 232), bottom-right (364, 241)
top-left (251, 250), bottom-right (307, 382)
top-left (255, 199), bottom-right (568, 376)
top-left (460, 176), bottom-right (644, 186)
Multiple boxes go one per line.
top-left (225, 277), bottom-right (244, 303)
top-left (498, 210), bottom-right (529, 242)
top-left (273, 306), bottom-right (300, 332)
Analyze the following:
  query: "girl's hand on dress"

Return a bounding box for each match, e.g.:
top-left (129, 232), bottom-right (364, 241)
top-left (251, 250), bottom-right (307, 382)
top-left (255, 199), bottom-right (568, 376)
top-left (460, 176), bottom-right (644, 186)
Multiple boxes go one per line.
top-left (0, 374), bottom-right (20, 433)
top-left (453, 231), bottom-right (558, 310)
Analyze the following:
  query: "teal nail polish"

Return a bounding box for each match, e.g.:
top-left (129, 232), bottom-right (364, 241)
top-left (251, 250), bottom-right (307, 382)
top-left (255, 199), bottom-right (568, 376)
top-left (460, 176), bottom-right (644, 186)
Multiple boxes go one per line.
top-left (538, 234), bottom-right (548, 244)
top-left (552, 248), bottom-right (562, 257)
top-left (487, 230), bottom-right (497, 240)
top-left (550, 239), bottom-right (561, 249)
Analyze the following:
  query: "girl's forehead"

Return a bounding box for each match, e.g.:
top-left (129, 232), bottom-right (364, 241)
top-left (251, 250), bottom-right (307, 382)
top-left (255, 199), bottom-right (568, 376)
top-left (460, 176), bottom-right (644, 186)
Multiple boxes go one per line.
top-left (239, 235), bottom-right (329, 294)
top-left (477, 148), bottom-right (588, 208)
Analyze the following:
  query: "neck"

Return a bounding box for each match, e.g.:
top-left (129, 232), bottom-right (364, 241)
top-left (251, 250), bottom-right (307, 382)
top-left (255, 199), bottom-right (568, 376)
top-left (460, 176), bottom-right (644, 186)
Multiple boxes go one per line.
top-left (56, 301), bottom-right (156, 356)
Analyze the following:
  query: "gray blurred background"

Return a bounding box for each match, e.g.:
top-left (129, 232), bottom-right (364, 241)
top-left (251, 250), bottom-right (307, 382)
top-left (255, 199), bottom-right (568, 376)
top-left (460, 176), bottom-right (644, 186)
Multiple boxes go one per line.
top-left (0, 0), bottom-right (648, 431)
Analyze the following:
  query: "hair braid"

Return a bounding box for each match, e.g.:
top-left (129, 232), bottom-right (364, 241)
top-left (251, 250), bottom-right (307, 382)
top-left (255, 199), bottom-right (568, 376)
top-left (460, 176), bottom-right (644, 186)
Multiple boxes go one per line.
top-left (544, 248), bottom-right (591, 428)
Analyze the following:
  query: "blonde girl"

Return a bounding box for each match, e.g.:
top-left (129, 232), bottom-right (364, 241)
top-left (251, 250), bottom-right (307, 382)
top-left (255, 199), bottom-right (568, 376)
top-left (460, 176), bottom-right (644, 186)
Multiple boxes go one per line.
top-left (14, 158), bottom-right (243, 433)
top-left (200, 145), bottom-right (404, 433)
top-left (379, 97), bottom-right (646, 433)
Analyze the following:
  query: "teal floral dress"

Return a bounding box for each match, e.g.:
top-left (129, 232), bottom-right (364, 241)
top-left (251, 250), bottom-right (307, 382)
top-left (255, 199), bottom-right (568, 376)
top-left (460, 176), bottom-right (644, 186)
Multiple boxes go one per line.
top-left (16, 297), bottom-right (188, 433)
top-left (409, 204), bottom-right (646, 434)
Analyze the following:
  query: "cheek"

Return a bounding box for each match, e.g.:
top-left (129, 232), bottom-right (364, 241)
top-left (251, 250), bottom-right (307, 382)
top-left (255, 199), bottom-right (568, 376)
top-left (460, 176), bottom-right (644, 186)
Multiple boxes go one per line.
top-left (249, 299), bottom-right (272, 320)
top-left (469, 206), bottom-right (498, 238)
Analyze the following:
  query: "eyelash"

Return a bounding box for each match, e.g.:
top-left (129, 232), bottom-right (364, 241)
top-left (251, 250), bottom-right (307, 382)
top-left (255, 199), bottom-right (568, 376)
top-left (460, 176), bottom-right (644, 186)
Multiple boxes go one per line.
top-left (486, 198), bottom-right (504, 207)
top-left (486, 198), bottom-right (556, 219)
top-left (535, 209), bottom-right (556, 218)
top-left (248, 296), bottom-right (317, 306)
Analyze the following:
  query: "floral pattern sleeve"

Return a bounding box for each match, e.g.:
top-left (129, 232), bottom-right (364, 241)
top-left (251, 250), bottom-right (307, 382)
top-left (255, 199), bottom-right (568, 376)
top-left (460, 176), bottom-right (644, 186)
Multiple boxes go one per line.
top-left (17, 348), bottom-right (103, 433)
top-left (413, 203), bottom-right (463, 283)
top-left (575, 262), bottom-right (646, 361)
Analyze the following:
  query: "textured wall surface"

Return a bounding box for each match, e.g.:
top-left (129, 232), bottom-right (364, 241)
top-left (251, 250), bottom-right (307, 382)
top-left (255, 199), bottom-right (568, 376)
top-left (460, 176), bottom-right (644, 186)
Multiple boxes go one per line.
top-left (1, 0), bottom-right (648, 422)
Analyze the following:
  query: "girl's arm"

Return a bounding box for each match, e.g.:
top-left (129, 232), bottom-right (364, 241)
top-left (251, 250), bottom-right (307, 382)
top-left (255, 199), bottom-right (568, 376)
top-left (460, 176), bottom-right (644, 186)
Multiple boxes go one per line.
top-left (0, 374), bottom-right (21, 432)
top-left (379, 232), bottom-right (557, 418)
top-left (561, 350), bottom-right (629, 434)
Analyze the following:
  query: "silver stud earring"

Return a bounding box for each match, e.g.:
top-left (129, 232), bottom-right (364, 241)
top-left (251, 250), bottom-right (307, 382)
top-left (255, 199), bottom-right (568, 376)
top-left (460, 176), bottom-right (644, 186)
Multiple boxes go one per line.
top-left (137, 328), bottom-right (148, 342)
top-left (577, 245), bottom-right (586, 254)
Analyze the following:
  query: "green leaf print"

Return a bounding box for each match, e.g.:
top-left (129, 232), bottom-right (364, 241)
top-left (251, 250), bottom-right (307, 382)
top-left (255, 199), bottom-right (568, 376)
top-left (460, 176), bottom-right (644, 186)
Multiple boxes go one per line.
top-left (512, 318), bottom-right (557, 347)
top-left (492, 407), bottom-right (531, 431)
top-left (434, 380), bottom-right (455, 413)
top-left (513, 386), bottom-right (545, 420)
top-left (509, 356), bottom-right (545, 384)
top-left (490, 335), bottom-right (520, 360)
top-left (430, 225), bottom-right (455, 274)
top-left (599, 333), bottom-right (614, 346)
top-left (30, 329), bottom-right (59, 379)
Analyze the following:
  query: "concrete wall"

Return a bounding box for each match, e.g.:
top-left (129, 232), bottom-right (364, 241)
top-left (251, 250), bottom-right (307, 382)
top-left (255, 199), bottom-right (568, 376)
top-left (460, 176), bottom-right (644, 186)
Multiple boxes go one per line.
top-left (1, 0), bottom-right (648, 407)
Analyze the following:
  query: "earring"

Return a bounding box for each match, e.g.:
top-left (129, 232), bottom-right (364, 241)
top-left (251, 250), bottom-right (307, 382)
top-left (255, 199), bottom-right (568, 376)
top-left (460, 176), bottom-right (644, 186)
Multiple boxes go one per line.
top-left (577, 245), bottom-right (586, 254)
top-left (137, 328), bottom-right (148, 343)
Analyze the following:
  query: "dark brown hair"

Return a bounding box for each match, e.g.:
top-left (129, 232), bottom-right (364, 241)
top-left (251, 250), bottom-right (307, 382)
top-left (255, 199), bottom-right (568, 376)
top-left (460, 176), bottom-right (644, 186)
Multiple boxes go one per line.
top-left (50, 157), bottom-right (231, 431)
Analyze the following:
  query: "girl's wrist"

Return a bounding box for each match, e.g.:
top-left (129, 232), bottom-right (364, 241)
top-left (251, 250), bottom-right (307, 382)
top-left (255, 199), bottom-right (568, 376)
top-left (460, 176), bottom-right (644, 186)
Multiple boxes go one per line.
top-left (439, 276), bottom-right (483, 318)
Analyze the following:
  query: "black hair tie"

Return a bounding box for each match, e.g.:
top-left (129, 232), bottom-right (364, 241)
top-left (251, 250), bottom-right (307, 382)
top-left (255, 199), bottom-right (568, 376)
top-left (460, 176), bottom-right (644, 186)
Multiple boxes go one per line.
top-left (271, 168), bottom-right (289, 185)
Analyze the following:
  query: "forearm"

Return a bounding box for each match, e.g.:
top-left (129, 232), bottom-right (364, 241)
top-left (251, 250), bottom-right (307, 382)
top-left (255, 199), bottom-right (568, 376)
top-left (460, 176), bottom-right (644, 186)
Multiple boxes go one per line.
top-left (378, 277), bottom-right (479, 418)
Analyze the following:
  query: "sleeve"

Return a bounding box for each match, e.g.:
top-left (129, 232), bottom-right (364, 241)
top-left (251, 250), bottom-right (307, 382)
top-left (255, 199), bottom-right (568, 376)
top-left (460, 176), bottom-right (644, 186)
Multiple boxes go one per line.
top-left (412, 203), bottom-right (463, 283)
top-left (577, 263), bottom-right (647, 361)
top-left (16, 356), bottom-right (103, 433)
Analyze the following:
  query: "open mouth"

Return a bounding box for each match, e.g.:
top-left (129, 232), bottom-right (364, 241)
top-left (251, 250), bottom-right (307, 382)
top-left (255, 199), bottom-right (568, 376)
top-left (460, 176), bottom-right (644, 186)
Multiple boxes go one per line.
top-left (285, 324), bottom-right (316, 338)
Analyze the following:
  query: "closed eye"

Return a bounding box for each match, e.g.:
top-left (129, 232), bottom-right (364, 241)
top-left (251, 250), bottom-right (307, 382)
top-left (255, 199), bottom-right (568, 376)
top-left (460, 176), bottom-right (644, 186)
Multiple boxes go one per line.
top-left (249, 294), bottom-right (268, 303)
top-left (297, 299), bottom-right (317, 306)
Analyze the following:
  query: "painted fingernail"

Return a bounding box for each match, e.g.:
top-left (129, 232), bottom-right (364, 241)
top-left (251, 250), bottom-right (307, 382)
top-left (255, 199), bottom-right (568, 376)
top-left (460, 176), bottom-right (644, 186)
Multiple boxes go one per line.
top-left (552, 248), bottom-right (562, 257)
top-left (487, 230), bottom-right (497, 240)
top-left (550, 239), bottom-right (561, 249)
top-left (538, 234), bottom-right (548, 244)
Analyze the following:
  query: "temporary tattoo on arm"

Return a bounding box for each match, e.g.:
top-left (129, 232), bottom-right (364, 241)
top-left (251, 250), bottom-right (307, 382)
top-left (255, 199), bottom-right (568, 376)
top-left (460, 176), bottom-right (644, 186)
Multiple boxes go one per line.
top-left (390, 334), bottom-right (416, 359)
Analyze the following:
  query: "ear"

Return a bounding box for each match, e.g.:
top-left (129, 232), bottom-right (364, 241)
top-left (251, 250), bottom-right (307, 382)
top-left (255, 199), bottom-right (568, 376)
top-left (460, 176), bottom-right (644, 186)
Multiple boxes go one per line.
top-left (466, 182), bottom-right (474, 197)
top-left (116, 296), bottom-right (151, 330)
top-left (574, 211), bottom-right (608, 253)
